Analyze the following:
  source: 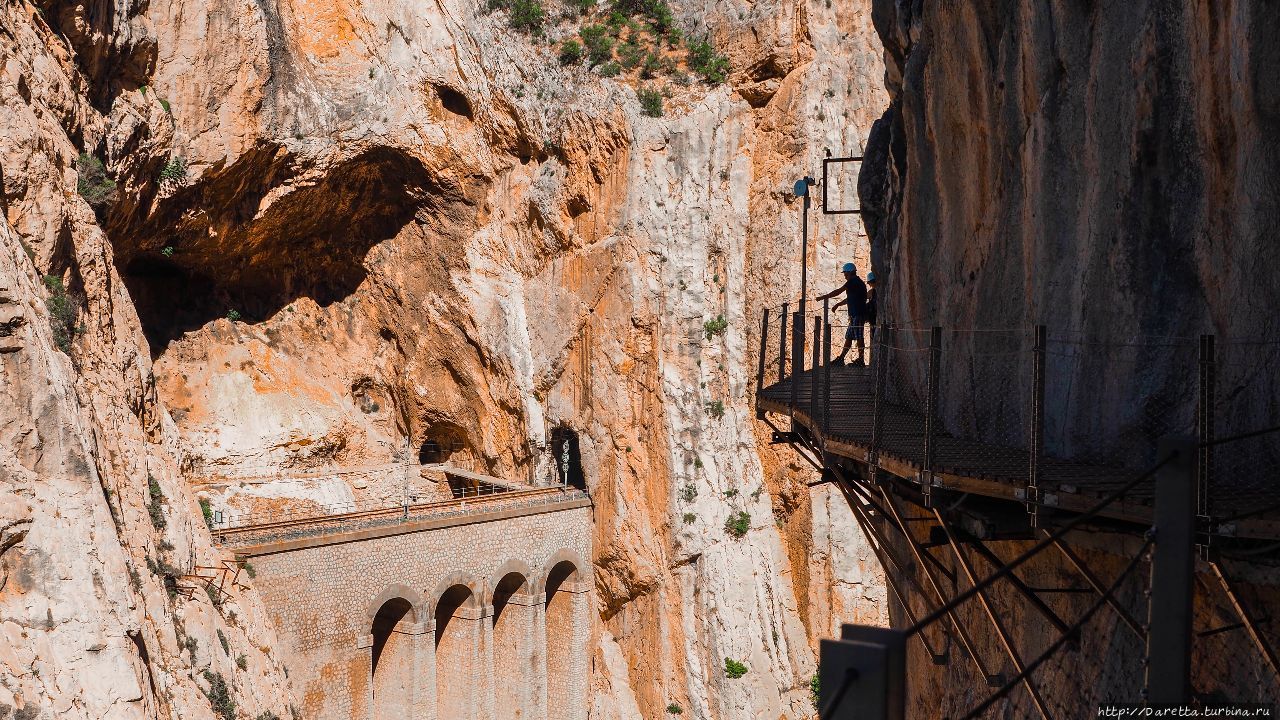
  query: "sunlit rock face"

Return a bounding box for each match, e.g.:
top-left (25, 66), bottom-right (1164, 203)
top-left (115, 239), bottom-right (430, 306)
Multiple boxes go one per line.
top-left (2, 0), bottom-right (891, 715)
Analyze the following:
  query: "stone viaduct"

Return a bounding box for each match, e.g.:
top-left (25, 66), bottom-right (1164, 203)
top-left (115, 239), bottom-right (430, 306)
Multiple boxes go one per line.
top-left (234, 494), bottom-right (593, 719)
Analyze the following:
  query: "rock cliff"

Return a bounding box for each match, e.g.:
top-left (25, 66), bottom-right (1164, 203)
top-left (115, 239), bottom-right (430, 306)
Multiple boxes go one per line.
top-left (861, 0), bottom-right (1280, 424)
top-left (0, 0), bottom-right (890, 717)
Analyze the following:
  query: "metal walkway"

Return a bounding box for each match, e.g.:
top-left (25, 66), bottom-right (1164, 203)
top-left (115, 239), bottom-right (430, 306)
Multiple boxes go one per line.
top-left (755, 305), bottom-right (1280, 718)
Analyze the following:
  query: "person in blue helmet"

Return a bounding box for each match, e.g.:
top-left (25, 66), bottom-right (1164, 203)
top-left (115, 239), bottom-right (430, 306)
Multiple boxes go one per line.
top-left (816, 262), bottom-right (868, 366)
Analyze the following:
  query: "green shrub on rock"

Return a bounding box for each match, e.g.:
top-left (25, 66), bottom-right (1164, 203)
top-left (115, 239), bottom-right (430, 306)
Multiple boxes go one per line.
top-left (559, 39), bottom-right (584, 64)
top-left (687, 38), bottom-right (729, 84)
top-left (581, 25), bottom-right (614, 65)
top-left (638, 86), bottom-right (664, 117)
top-left (76, 153), bottom-right (116, 208)
top-left (724, 510), bottom-right (749, 538)
top-left (508, 0), bottom-right (545, 34)
top-left (724, 657), bottom-right (748, 679)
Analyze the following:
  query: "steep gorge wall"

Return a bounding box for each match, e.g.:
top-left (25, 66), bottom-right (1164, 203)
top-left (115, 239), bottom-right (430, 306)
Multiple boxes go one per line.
top-left (856, 2), bottom-right (1280, 714)
top-left (860, 0), bottom-right (1280, 426)
top-left (0, 4), bottom-right (296, 718)
top-left (1, 0), bottom-right (892, 717)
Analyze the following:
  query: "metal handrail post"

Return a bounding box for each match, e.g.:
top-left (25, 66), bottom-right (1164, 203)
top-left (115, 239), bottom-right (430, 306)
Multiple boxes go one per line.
top-left (778, 302), bottom-right (789, 384)
top-left (1146, 437), bottom-right (1197, 704)
top-left (922, 326), bottom-right (941, 506)
top-left (1028, 325), bottom-right (1046, 526)
top-left (758, 308), bottom-right (770, 393)
top-left (1197, 334), bottom-right (1215, 529)
top-left (791, 310), bottom-right (804, 418)
top-left (823, 309), bottom-right (832, 439)
top-left (870, 323), bottom-right (889, 468)
top-left (811, 316), bottom-right (821, 433)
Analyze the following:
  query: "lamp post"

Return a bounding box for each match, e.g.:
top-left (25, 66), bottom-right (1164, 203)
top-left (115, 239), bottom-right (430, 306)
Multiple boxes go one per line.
top-left (794, 176), bottom-right (816, 320)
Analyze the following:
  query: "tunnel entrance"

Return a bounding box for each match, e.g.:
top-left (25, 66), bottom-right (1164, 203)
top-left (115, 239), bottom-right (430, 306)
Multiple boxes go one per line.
top-left (418, 422), bottom-right (468, 465)
top-left (549, 427), bottom-right (586, 491)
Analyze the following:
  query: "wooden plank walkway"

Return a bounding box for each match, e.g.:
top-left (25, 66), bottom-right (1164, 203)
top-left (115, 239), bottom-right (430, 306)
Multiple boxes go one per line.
top-left (759, 365), bottom-right (1280, 541)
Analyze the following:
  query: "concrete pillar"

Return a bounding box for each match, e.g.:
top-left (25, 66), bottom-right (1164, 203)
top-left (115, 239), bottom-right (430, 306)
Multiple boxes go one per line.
top-left (363, 621), bottom-right (431, 720)
top-left (565, 582), bottom-right (591, 720)
top-left (531, 594), bottom-right (549, 720)
top-left (422, 620), bottom-right (438, 720)
top-left (546, 581), bottom-right (591, 720)
top-left (480, 604), bottom-right (496, 720)
top-left (403, 622), bottom-right (432, 720)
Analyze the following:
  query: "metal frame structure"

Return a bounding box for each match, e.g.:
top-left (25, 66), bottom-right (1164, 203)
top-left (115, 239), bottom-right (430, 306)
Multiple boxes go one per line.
top-left (820, 156), bottom-right (864, 215)
top-left (753, 310), bottom-right (1280, 719)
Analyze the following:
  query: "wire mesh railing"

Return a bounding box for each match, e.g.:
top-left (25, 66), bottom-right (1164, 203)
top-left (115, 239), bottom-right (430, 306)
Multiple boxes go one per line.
top-left (213, 486), bottom-right (592, 548)
top-left (755, 305), bottom-right (1280, 534)
top-left (209, 480), bottom-right (523, 530)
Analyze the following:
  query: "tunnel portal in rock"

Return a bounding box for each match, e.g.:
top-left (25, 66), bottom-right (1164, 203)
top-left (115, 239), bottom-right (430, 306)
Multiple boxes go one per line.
top-left (549, 426), bottom-right (585, 491)
top-left (419, 421), bottom-right (469, 465)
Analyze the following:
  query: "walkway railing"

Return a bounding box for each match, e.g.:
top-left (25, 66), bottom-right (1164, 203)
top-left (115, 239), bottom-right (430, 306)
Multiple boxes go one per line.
top-left (209, 479), bottom-right (536, 531)
top-left (213, 485), bottom-right (591, 549)
top-left (754, 303), bottom-right (1280, 534)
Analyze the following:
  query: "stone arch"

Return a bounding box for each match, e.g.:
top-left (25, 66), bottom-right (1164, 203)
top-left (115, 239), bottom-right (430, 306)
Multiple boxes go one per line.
top-left (432, 574), bottom-right (482, 719)
top-left (490, 563), bottom-right (536, 719)
top-left (426, 571), bottom-right (482, 618)
top-left (366, 583), bottom-right (423, 626)
top-left (488, 559), bottom-right (534, 606)
top-left (369, 586), bottom-right (422, 720)
top-left (535, 548), bottom-right (590, 594)
top-left (542, 550), bottom-right (588, 720)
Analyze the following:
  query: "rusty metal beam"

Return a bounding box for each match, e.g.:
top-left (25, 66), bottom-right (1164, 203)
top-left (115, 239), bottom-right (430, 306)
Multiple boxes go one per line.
top-left (1041, 530), bottom-right (1146, 642)
top-left (840, 476), bottom-right (957, 585)
top-left (879, 487), bottom-right (1001, 685)
top-left (835, 481), bottom-right (950, 664)
top-left (1209, 559), bottom-right (1280, 684)
top-left (962, 533), bottom-right (1071, 636)
top-left (933, 507), bottom-right (1051, 719)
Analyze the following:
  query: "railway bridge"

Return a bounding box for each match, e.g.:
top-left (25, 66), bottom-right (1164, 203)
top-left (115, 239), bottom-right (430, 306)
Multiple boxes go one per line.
top-left (205, 466), bottom-right (592, 720)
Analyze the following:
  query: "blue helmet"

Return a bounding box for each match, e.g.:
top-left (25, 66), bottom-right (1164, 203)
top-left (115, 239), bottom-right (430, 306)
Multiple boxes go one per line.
top-left (841, 262), bottom-right (855, 273)
top-left (866, 271), bottom-right (877, 282)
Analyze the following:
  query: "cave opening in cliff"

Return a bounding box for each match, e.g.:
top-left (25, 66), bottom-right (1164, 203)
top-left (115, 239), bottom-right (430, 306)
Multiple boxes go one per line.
top-left (549, 426), bottom-right (586, 491)
top-left (419, 422), bottom-right (468, 465)
top-left (117, 146), bottom-right (459, 357)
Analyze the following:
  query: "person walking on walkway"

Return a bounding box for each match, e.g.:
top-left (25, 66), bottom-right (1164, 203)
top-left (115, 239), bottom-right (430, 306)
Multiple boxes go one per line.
top-left (817, 262), bottom-right (868, 365)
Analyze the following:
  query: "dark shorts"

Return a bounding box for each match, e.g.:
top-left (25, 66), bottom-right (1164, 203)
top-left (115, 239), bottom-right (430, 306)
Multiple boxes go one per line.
top-left (845, 316), bottom-right (863, 340)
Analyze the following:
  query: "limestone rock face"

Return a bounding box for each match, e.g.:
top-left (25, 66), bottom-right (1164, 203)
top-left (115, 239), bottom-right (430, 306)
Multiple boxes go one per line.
top-left (1, 4), bottom-right (297, 718)
top-left (861, 0), bottom-right (1280, 418)
top-left (1, 0), bottom-right (891, 716)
